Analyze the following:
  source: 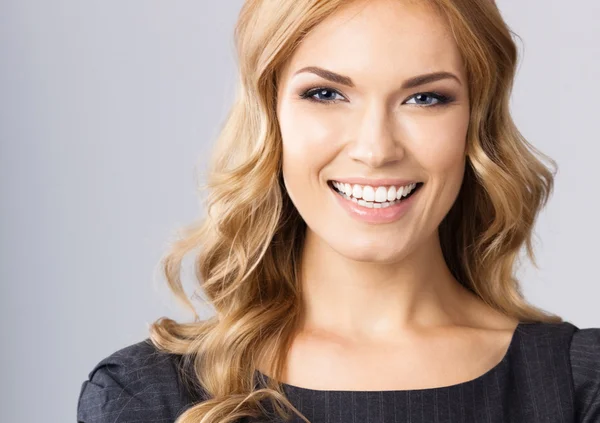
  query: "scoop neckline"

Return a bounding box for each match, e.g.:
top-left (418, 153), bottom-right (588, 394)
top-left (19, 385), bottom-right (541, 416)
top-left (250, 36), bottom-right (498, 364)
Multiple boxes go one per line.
top-left (255, 321), bottom-right (524, 394)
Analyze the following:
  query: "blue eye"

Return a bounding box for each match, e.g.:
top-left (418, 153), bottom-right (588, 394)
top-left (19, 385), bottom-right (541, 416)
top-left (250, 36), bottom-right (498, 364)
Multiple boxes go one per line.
top-left (299, 87), bottom-right (454, 107)
top-left (405, 92), bottom-right (451, 106)
top-left (300, 87), bottom-right (346, 104)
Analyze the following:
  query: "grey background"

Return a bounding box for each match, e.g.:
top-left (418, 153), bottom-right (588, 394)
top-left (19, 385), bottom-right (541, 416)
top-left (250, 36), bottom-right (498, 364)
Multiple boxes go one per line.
top-left (1, 1), bottom-right (598, 421)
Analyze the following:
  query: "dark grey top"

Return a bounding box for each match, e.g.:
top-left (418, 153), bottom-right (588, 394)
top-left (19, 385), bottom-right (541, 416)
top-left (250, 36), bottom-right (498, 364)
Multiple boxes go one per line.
top-left (77, 321), bottom-right (600, 422)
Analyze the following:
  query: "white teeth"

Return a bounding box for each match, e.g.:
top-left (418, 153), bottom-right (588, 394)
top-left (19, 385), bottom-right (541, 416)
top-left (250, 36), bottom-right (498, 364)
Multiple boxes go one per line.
top-left (374, 186), bottom-right (388, 202)
top-left (332, 181), bottom-right (418, 202)
top-left (344, 183), bottom-right (352, 196)
top-left (387, 186), bottom-right (397, 202)
top-left (331, 180), bottom-right (421, 208)
top-left (362, 186), bottom-right (375, 202)
top-left (398, 183), bottom-right (416, 199)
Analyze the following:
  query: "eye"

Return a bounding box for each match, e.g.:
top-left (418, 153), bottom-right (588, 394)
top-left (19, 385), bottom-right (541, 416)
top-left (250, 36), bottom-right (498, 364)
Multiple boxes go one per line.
top-left (299, 87), bottom-right (346, 104)
top-left (299, 87), bottom-right (454, 108)
top-left (404, 92), bottom-right (453, 107)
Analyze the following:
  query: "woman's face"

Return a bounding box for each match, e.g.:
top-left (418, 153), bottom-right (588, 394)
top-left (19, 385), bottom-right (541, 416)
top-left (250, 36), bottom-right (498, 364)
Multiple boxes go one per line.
top-left (276, 0), bottom-right (470, 263)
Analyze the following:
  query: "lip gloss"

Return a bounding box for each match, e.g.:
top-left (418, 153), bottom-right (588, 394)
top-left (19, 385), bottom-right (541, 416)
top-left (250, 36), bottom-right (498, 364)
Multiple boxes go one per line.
top-left (330, 183), bottom-right (422, 224)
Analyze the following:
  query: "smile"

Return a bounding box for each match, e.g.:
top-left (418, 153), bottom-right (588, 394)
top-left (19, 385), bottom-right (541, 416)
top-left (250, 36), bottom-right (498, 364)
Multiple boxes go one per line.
top-left (328, 180), bottom-right (424, 223)
top-left (328, 180), bottom-right (423, 207)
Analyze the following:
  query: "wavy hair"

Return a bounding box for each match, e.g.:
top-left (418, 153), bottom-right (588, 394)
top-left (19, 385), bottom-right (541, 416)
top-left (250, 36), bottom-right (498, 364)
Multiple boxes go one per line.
top-left (148, 0), bottom-right (562, 421)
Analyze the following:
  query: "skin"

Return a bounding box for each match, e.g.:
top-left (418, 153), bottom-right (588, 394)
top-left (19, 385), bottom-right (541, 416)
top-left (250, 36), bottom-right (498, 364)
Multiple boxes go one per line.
top-left (273, 0), bottom-right (520, 390)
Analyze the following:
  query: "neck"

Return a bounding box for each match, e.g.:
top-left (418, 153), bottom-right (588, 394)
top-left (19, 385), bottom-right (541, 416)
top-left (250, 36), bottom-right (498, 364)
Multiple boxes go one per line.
top-left (297, 227), bottom-right (477, 342)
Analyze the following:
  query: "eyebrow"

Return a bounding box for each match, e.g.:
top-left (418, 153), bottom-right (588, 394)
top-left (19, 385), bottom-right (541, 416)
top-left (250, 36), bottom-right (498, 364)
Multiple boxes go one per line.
top-left (293, 66), bottom-right (462, 89)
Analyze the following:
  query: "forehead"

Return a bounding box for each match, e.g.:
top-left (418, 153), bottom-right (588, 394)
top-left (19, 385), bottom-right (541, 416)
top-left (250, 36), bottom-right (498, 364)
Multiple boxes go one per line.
top-left (281, 0), bottom-right (465, 85)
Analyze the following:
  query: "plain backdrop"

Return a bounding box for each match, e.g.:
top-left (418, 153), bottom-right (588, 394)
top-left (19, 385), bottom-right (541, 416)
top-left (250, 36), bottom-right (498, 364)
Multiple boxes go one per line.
top-left (1, 1), bottom-right (598, 421)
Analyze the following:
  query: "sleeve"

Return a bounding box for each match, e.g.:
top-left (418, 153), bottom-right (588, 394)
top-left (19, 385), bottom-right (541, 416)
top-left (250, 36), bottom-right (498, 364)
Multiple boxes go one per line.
top-left (570, 327), bottom-right (600, 423)
top-left (77, 338), bottom-right (195, 423)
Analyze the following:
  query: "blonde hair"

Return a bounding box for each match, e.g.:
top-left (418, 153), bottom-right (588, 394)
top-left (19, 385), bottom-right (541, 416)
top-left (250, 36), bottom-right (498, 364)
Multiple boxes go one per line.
top-left (149, 0), bottom-right (562, 421)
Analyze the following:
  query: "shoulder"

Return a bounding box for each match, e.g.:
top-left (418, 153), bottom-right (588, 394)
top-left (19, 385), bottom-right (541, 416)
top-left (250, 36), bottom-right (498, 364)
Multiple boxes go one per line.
top-left (512, 321), bottom-right (599, 420)
top-left (570, 326), bottom-right (600, 422)
top-left (77, 338), bottom-right (202, 423)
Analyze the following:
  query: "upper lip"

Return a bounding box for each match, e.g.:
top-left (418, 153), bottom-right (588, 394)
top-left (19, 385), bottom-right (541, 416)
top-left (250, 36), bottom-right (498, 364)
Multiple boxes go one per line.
top-left (329, 177), bottom-right (422, 187)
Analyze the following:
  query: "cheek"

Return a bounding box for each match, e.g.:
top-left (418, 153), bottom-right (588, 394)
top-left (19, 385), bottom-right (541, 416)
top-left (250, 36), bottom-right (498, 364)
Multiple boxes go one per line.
top-left (403, 110), bottom-right (469, 235)
top-left (402, 108), bottom-right (469, 174)
top-left (279, 103), bottom-right (340, 156)
top-left (278, 102), bottom-right (341, 185)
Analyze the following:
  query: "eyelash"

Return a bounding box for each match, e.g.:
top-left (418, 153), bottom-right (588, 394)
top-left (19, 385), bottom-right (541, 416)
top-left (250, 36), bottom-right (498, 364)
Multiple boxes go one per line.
top-left (299, 87), bottom-right (455, 108)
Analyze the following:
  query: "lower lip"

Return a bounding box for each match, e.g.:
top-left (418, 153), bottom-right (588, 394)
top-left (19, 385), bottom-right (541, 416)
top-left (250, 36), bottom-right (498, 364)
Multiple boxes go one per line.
top-left (329, 182), bottom-right (422, 224)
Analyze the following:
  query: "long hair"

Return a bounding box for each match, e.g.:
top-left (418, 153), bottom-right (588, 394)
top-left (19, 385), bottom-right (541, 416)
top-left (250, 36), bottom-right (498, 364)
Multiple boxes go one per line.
top-left (148, 0), bottom-right (561, 421)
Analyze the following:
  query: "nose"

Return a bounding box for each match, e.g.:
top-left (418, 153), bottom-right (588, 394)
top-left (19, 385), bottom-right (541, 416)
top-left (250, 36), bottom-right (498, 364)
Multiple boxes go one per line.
top-left (347, 100), bottom-right (403, 168)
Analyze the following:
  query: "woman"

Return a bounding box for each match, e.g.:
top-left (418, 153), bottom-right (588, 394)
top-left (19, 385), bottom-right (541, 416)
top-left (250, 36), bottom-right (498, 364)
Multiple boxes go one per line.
top-left (77, 0), bottom-right (600, 422)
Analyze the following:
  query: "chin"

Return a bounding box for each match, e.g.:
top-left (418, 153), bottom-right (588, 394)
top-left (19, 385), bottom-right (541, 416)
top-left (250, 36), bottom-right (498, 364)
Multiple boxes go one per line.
top-left (329, 237), bottom-right (412, 264)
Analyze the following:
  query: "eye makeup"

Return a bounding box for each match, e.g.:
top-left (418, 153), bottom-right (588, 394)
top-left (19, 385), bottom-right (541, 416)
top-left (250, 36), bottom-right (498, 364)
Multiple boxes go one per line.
top-left (298, 86), bottom-right (456, 108)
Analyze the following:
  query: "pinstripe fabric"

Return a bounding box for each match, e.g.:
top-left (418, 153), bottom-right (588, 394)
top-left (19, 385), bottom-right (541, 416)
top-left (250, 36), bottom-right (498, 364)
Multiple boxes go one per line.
top-left (572, 328), bottom-right (600, 422)
top-left (77, 321), bottom-right (600, 422)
